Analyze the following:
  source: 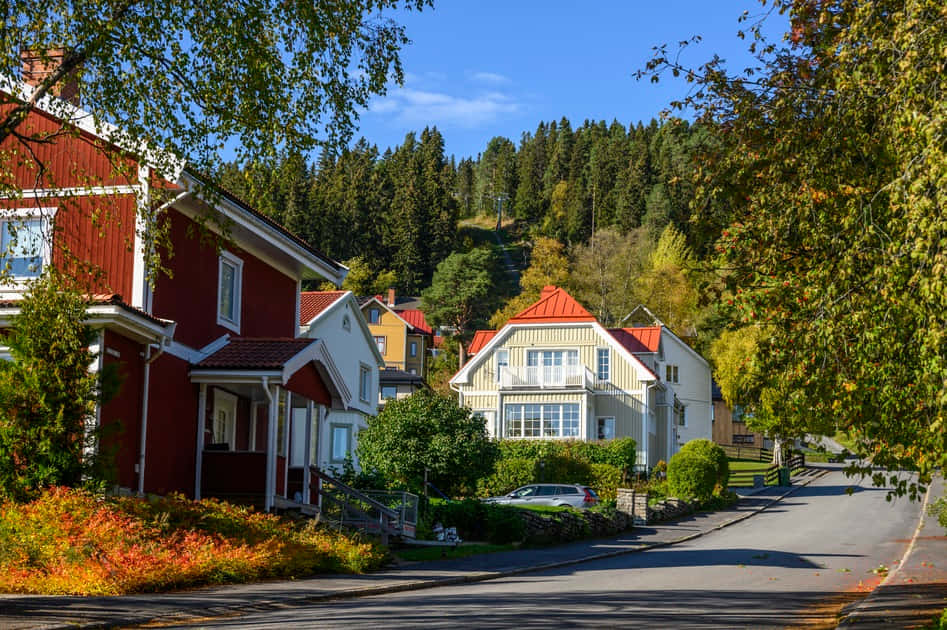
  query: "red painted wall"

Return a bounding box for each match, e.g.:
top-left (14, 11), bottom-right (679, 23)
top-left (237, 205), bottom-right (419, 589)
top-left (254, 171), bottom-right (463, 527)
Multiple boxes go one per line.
top-left (286, 363), bottom-right (332, 406)
top-left (100, 331), bottom-right (144, 491)
top-left (144, 353), bottom-right (199, 496)
top-left (151, 209), bottom-right (297, 349)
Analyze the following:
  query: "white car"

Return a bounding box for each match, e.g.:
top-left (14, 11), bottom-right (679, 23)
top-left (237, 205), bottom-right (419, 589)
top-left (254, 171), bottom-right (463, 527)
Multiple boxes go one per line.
top-left (483, 484), bottom-right (599, 509)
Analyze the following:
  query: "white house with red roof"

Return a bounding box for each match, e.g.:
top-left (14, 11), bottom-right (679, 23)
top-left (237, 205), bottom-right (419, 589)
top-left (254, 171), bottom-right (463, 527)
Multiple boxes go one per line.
top-left (450, 286), bottom-right (680, 470)
top-left (298, 290), bottom-right (384, 472)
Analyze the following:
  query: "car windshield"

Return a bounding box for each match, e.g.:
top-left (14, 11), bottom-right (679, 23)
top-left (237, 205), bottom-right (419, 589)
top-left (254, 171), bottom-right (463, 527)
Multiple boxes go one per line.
top-left (511, 486), bottom-right (538, 498)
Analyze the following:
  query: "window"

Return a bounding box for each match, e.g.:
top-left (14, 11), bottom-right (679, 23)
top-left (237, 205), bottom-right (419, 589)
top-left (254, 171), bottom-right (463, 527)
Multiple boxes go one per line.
top-left (374, 336), bottom-right (387, 355)
top-left (596, 348), bottom-right (610, 381)
top-left (526, 349), bottom-right (580, 384)
top-left (342, 315), bottom-right (351, 331)
top-left (359, 365), bottom-right (371, 402)
top-left (330, 424), bottom-right (352, 462)
top-left (211, 389), bottom-right (237, 450)
top-left (408, 368), bottom-right (417, 375)
top-left (504, 403), bottom-right (579, 438)
top-left (495, 348), bottom-right (509, 382)
top-left (410, 341), bottom-right (418, 357)
top-left (733, 434), bottom-right (755, 445)
top-left (381, 385), bottom-right (398, 400)
top-left (665, 364), bottom-right (679, 384)
top-left (678, 406), bottom-right (687, 427)
top-left (217, 252), bottom-right (243, 333)
top-left (369, 308), bottom-right (380, 324)
top-left (557, 486), bottom-right (579, 495)
top-left (1, 215), bottom-right (47, 279)
top-left (597, 417), bottom-right (616, 440)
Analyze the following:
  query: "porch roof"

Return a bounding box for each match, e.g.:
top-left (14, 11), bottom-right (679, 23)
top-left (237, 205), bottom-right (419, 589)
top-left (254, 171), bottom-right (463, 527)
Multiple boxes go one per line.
top-left (190, 337), bottom-right (351, 407)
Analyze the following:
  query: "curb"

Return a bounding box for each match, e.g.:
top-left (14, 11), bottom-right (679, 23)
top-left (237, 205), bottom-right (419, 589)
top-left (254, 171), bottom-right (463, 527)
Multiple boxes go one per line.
top-left (28, 469), bottom-right (830, 630)
top-left (834, 478), bottom-right (935, 628)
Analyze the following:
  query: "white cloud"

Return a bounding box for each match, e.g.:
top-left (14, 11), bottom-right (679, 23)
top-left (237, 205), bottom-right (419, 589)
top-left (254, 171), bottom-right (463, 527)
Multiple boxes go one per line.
top-left (470, 71), bottom-right (511, 85)
top-left (369, 87), bottom-right (521, 128)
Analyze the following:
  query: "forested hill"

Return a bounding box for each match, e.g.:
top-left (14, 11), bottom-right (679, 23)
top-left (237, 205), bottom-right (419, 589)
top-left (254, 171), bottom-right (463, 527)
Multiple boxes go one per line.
top-left (216, 117), bottom-right (711, 295)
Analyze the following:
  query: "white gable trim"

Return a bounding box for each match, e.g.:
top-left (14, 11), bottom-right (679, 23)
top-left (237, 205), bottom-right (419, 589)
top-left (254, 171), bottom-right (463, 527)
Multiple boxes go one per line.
top-left (305, 292), bottom-right (385, 367)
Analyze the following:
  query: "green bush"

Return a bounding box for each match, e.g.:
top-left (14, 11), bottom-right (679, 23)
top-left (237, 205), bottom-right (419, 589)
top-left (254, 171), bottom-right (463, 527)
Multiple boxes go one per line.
top-left (357, 390), bottom-right (498, 496)
top-left (483, 439), bottom-right (637, 498)
top-left (589, 463), bottom-right (623, 501)
top-left (477, 457), bottom-right (536, 497)
top-left (667, 450), bottom-right (717, 502)
top-left (680, 439), bottom-right (730, 488)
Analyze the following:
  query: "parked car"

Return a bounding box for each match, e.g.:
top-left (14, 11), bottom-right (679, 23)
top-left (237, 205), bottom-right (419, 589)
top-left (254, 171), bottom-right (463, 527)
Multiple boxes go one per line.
top-left (483, 484), bottom-right (599, 509)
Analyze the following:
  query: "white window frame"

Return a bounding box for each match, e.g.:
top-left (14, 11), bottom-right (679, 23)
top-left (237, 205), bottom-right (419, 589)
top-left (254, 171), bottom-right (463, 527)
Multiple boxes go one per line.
top-left (596, 347), bottom-right (610, 382)
top-left (495, 348), bottom-right (509, 382)
top-left (358, 364), bottom-right (371, 403)
top-left (329, 423), bottom-right (352, 463)
top-left (374, 335), bottom-right (387, 355)
top-left (216, 251), bottom-right (243, 333)
top-left (211, 389), bottom-right (238, 450)
top-left (0, 207), bottom-right (56, 289)
top-left (597, 416), bottom-right (616, 441)
top-left (380, 385), bottom-right (398, 400)
top-left (503, 402), bottom-right (580, 439)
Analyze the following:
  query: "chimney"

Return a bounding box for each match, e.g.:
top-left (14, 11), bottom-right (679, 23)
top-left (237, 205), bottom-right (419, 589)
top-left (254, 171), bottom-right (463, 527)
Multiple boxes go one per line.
top-left (540, 285), bottom-right (557, 299)
top-left (387, 287), bottom-right (396, 307)
top-left (21, 49), bottom-right (79, 105)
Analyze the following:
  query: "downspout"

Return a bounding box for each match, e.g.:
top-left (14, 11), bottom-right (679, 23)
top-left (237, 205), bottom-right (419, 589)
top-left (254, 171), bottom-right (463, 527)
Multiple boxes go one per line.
top-left (137, 336), bottom-right (167, 496)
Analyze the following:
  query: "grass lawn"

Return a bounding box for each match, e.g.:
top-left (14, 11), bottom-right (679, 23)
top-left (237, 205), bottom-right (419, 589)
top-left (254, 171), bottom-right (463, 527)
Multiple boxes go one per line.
top-left (394, 543), bottom-right (516, 563)
top-left (728, 459), bottom-right (771, 472)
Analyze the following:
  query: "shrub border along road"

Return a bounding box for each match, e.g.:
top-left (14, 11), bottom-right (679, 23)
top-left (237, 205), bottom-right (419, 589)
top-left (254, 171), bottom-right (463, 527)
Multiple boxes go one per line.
top-left (23, 469), bottom-right (839, 630)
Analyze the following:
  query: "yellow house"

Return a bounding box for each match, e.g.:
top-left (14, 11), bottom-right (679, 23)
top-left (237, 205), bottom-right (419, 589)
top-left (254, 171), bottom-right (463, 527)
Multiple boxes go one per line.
top-left (359, 291), bottom-right (432, 377)
top-left (450, 286), bottom-right (680, 470)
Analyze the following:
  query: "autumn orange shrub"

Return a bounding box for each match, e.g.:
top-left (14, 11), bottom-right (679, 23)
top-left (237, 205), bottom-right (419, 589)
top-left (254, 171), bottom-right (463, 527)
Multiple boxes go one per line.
top-left (0, 487), bottom-right (386, 595)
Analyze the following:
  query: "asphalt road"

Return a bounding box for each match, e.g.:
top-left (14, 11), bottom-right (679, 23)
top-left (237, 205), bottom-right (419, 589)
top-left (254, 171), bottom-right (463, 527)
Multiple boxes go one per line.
top-left (164, 469), bottom-right (924, 629)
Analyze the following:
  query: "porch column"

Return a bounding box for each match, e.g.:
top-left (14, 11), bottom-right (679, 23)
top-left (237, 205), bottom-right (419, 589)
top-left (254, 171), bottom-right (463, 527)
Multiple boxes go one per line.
top-left (302, 400), bottom-right (314, 504)
top-left (282, 391), bottom-right (290, 500)
top-left (264, 382), bottom-right (278, 512)
top-left (194, 383), bottom-right (207, 500)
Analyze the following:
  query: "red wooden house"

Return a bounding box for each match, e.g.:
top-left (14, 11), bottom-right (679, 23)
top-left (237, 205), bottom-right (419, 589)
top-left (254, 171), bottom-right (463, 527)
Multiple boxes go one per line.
top-left (0, 69), bottom-right (351, 511)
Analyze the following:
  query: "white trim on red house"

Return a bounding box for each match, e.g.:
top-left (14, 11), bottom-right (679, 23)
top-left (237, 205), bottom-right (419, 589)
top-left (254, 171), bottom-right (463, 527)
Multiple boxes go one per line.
top-left (216, 250), bottom-right (243, 334)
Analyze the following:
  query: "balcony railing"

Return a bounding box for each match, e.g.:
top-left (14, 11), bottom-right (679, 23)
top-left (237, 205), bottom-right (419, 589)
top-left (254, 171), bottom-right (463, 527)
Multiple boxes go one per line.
top-left (499, 365), bottom-right (594, 390)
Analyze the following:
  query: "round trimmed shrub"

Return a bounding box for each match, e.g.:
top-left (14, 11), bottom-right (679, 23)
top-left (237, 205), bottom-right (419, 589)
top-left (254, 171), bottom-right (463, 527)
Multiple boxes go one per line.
top-left (667, 450), bottom-right (717, 502)
top-left (680, 439), bottom-right (730, 489)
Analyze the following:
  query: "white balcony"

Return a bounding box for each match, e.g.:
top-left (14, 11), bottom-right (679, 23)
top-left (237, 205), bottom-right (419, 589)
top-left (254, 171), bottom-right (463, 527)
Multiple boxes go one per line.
top-left (499, 365), bottom-right (594, 390)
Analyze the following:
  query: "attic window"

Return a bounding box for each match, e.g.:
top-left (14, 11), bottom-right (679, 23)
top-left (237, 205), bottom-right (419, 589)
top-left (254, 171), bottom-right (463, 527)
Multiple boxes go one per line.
top-left (369, 308), bottom-right (380, 324)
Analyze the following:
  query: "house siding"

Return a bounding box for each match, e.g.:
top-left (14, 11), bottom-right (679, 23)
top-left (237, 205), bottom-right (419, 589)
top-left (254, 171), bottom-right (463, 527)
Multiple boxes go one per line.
top-left (143, 353), bottom-right (199, 496)
top-left (100, 330), bottom-right (145, 491)
top-left (152, 209), bottom-right (297, 348)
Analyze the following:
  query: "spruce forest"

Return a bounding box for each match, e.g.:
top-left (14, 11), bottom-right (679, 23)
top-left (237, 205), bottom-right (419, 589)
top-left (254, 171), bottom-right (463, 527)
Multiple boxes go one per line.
top-left (217, 116), bottom-right (714, 348)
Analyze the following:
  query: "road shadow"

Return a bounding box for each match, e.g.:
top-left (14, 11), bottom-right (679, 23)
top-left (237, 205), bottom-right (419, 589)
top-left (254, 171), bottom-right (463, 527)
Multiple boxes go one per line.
top-left (153, 587), bottom-right (866, 628)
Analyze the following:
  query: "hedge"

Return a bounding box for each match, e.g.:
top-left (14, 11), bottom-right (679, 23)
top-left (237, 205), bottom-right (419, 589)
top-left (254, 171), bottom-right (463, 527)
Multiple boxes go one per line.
top-left (476, 439), bottom-right (636, 501)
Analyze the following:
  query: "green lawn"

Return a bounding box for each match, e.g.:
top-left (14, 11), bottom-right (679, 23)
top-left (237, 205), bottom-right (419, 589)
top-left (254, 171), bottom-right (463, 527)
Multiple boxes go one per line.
top-left (394, 543), bottom-right (516, 562)
top-left (728, 459), bottom-right (771, 472)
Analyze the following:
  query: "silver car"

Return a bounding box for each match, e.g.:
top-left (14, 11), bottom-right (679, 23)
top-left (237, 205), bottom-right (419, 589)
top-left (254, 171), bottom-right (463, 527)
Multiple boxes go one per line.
top-left (483, 484), bottom-right (599, 509)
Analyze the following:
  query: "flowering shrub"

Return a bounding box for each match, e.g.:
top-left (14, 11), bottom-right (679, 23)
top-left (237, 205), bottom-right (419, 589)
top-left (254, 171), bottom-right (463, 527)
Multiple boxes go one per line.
top-left (0, 487), bottom-right (386, 595)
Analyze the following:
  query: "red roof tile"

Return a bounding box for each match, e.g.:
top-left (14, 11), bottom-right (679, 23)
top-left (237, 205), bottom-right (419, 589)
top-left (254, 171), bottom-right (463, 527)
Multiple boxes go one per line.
top-left (508, 286), bottom-right (597, 324)
top-left (194, 338), bottom-right (315, 369)
top-left (608, 327), bottom-right (662, 353)
top-left (299, 291), bottom-right (346, 325)
top-left (433, 334), bottom-right (444, 348)
top-left (467, 330), bottom-right (497, 355)
top-left (396, 308), bottom-right (433, 335)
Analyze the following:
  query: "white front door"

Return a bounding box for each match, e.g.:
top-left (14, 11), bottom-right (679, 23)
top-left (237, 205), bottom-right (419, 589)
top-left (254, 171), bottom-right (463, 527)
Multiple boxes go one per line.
top-left (212, 389), bottom-right (238, 450)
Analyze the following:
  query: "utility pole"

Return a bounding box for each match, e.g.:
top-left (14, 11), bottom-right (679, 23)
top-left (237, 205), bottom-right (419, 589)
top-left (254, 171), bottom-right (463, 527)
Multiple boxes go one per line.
top-left (494, 193), bottom-right (509, 232)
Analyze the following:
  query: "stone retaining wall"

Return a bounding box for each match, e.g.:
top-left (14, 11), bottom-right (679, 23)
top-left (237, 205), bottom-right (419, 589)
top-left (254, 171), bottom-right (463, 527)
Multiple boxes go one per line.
top-left (518, 508), bottom-right (630, 544)
top-left (616, 488), bottom-right (699, 525)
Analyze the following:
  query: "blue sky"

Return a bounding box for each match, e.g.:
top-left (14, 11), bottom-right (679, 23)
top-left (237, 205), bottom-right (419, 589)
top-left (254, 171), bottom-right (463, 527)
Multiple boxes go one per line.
top-left (355, 1), bottom-right (788, 159)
